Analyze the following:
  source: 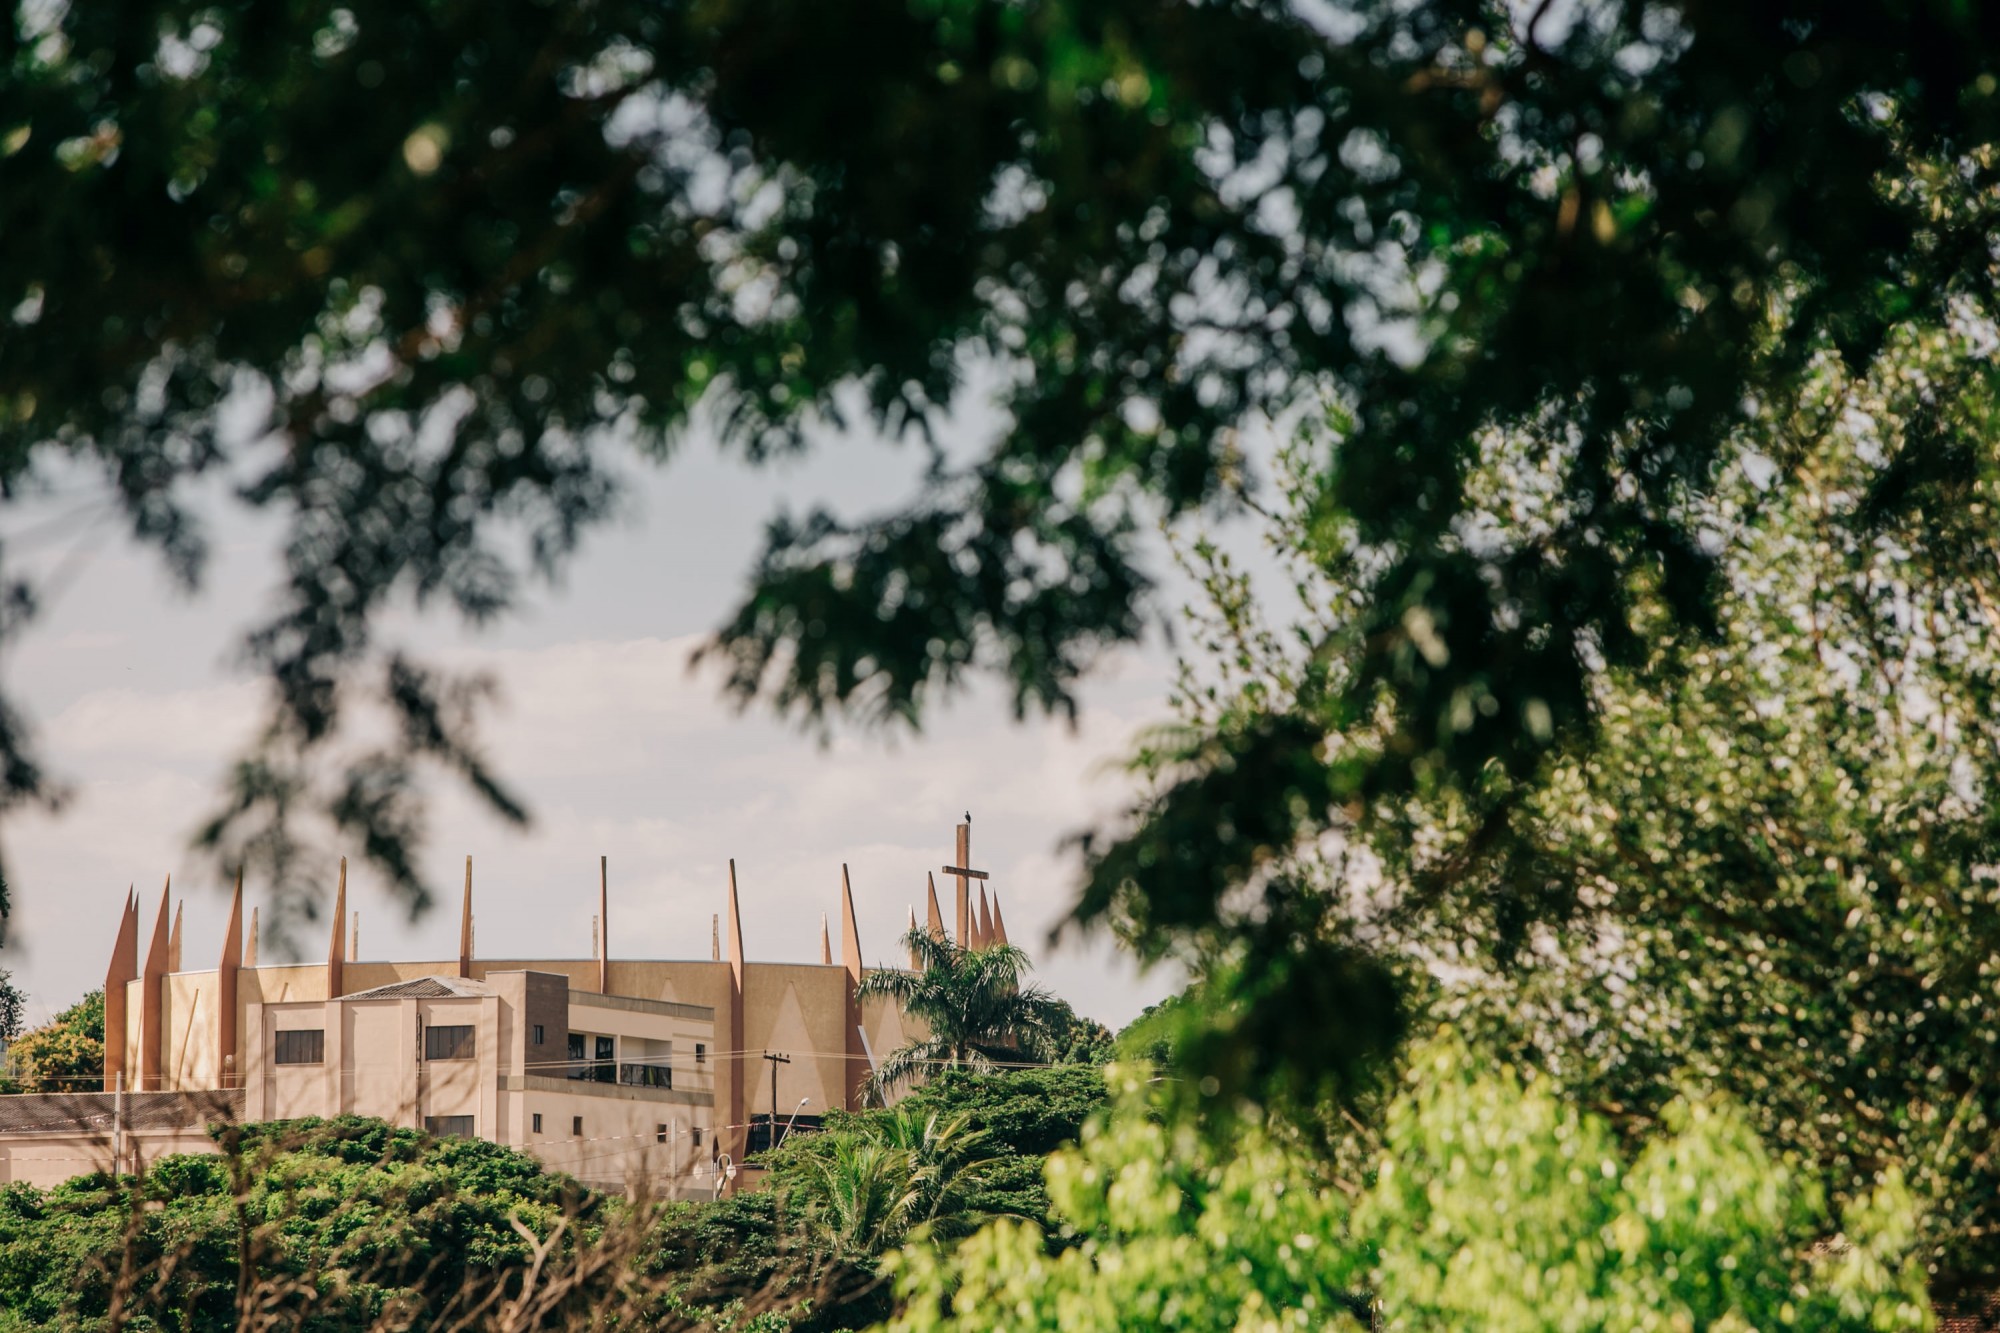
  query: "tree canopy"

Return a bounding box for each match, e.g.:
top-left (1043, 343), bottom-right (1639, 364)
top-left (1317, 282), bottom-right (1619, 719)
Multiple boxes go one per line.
top-left (6, 0), bottom-right (2000, 926)
top-left (884, 1042), bottom-right (1934, 1333)
top-left (854, 931), bottom-right (1069, 1101)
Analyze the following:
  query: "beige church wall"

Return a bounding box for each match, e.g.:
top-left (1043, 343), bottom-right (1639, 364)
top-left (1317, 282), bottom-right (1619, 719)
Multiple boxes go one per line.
top-left (266, 1001), bottom-right (335, 1120)
top-left (240, 965), bottom-right (329, 1007)
top-left (162, 970), bottom-right (220, 1089)
top-left (342, 1001), bottom-right (411, 1123)
top-left (414, 996), bottom-right (488, 1127)
top-left (0, 1127), bottom-right (221, 1187)
top-left (603, 960), bottom-right (732, 1010)
top-left (518, 1095), bottom-right (708, 1195)
top-left (740, 964), bottom-right (857, 1122)
top-left (121, 979), bottom-right (143, 1090)
top-left (859, 988), bottom-right (922, 1102)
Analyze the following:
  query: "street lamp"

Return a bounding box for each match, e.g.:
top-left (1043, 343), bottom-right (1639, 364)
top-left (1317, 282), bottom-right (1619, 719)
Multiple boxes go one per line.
top-left (779, 1096), bottom-right (810, 1148)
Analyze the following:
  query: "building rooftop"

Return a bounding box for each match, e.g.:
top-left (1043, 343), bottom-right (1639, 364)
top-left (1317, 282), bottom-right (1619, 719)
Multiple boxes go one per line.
top-left (340, 976), bottom-right (492, 1001)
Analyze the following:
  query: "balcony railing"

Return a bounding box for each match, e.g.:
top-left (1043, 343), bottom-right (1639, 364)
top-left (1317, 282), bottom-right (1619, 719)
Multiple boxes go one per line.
top-left (617, 1062), bottom-right (673, 1090)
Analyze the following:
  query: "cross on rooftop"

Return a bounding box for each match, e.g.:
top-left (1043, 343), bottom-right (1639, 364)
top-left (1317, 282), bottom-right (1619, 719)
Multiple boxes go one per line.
top-left (943, 819), bottom-right (988, 948)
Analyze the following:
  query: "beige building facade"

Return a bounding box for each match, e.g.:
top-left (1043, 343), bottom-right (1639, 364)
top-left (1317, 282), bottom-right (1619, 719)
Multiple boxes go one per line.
top-left (1, 826), bottom-right (1015, 1192)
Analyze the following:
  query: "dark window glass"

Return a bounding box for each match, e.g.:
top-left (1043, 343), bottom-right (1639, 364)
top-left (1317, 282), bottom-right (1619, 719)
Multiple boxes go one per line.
top-left (567, 1032), bottom-right (588, 1079)
top-left (694, 1043), bottom-right (706, 1065)
top-left (424, 1024), bottom-right (475, 1061)
top-left (594, 1035), bottom-right (615, 1084)
top-left (656, 1123), bottom-right (668, 1144)
top-left (572, 1115), bottom-right (583, 1137)
top-left (274, 1029), bottom-right (324, 1065)
top-left (423, 1115), bottom-right (474, 1137)
top-left (532, 1024), bottom-right (545, 1045)
top-left (693, 1126), bottom-right (703, 1147)
top-left (531, 1113), bottom-right (543, 1133)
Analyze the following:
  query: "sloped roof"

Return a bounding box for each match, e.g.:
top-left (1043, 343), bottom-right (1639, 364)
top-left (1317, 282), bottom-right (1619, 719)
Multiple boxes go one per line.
top-left (340, 976), bottom-right (491, 1001)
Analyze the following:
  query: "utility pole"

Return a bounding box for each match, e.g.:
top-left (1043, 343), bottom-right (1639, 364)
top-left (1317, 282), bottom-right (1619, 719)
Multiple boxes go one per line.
top-left (762, 1051), bottom-right (791, 1150)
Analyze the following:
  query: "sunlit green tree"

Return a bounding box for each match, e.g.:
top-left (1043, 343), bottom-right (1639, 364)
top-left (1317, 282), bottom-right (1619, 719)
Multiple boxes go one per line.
top-left (854, 931), bottom-right (1066, 1101)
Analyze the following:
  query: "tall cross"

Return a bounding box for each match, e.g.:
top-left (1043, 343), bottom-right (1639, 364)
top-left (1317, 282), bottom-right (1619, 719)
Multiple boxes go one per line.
top-left (943, 820), bottom-right (988, 948)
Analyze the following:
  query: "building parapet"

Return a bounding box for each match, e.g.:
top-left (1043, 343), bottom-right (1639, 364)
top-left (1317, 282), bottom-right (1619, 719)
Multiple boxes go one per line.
top-left (567, 990), bottom-right (714, 1022)
top-left (499, 1074), bottom-right (714, 1107)
top-left (0, 1090), bottom-right (244, 1135)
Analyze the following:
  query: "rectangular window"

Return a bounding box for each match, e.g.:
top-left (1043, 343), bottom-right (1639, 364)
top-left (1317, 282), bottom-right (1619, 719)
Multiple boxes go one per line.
top-left (594, 1035), bottom-right (615, 1084)
top-left (656, 1123), bottom-right (669, 1145)
top-left (532, 1024), bottom-right (545, 1045)
top-left (424, 1024), bottom-right (475, 1061)
top-left (274, 1029), bottom-right (324, 1065)
top-left (694, 1043), bottom-right (706, 1065)
top-left (693, 1126), bottom-right (703, 1147)
top-left (424, 1115), bottom-right (474, 1137)
top-left (531, 1113), bottom-right (543, 1133)
top-left (572, 1115), bottom-right (583, 1137)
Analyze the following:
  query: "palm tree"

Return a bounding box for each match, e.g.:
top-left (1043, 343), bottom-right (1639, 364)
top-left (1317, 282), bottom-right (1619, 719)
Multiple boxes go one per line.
top-left (855, 928), bottom-right (1066, 1102)
top-left (780, 1109), bottom-right (1003, 1258)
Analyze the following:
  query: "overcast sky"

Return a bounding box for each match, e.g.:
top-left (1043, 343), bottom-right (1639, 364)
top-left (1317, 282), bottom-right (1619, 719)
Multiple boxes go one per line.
top-left (0, 403), bottom-right (1209, 1032)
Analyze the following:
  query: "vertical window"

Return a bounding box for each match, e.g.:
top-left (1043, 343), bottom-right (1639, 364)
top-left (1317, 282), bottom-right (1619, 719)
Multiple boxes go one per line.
top-left (692, 1126), bottom-right (703, 1147)
top-left (572, 1115), bottom-right (583, 1137)
top-left (694, 1043), bottom-right (706, 1065)
top-left (656, 1123), bottom-right (668, 1144)
top-left (531, 1113), bottom-right (543, 1133)
top-left (532, 1024), bottom-right (545, 1045)
top-left (274, 1030), bottom-right (324, 1065)
top-left (567, 1032), bottom-right (586, 1079)
top-left (424, 1025), bottom-right (475, 1061)
top-left (594, 1035), bottom-right (615, 1084)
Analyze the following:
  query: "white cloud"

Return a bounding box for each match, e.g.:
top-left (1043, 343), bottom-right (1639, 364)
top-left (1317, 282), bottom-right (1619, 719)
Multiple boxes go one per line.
top-left (1, 634), bottom-right (1182, 1030)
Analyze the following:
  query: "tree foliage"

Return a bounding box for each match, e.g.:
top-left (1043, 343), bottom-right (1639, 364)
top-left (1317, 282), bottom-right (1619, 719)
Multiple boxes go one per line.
top-left (883, 1041), bottom-right (1934, 1332)
top-left (3, 988), bottom-right (102, 1094)
top-left (854, 932), bottom-right (1068, 1101)
top-left (6, 0), bottom-right (2000, 923)
top-left (1142, 311), bottom-right (2000, 1284)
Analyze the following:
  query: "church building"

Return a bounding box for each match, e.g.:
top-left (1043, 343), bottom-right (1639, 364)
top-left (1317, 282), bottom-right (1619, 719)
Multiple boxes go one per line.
top-left (0, 822), bottom-right (1014, 1193)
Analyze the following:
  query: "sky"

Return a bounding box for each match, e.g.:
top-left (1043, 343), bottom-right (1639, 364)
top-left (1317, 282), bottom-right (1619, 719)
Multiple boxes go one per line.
top-left (0, 404), bottom-right (1205, 1033)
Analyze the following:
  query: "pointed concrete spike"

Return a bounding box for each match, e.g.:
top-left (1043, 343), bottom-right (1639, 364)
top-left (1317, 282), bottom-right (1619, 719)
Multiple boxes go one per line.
top-left (925, 873), bottom-right (946, 941)
top-left (220, 872), bottom-right (243, 971)
top-left (459, 855), bottom-right (474, 978)
top-left (975, 884), bottom-right (993, 951)
top-left (820, 913), bottom-right (833, 966)
top-left (168, 901), bottom-right (183, 972)
top-left (725, 860), bottom-right (746, 993)
top-left (246, 906), bottom-right (259, 967)
top-left (839, 864), bottom-right (864, 985)
top-left (327, 858), bottom-right (347, 999)
top-left (989, 890), bottom-right (1011, 947)
top-left (598, 855), bottom-right (610, 994)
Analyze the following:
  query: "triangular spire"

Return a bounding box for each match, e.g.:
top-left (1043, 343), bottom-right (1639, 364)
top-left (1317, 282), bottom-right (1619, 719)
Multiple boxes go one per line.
top-left (140, 878), bottom-right (172, 1090)
top-left (925, 873), bottom-right (946, 941)
top-left (102, 887), bottom-right (140, 1092)
top-left (976, 885), bottom-right (994, 950)
top-left (219, 869), bottom-right (244, 1091)
top-left (725, 859), bottom-right (746, 992)
top-left (990, 890), bottom-right (1011, 947)
top-left (146, 880), bottom-right (173, 975)
top-left (327, 857), bottom-right (347, 999)
top-left (220, 872), bottom-right (243, 971)
top-left (168, 900), bottom-right (184, 972)
top-left (246, 906), bottom-right (259, 966)
top-left (820, 914), bottom-right (833, 965)
top-left (839, 864), bottom-right (864, 985)
top-left (459, 855), bottom-right (474, 978)
top-left (907, 906), bottom-right (921, 969)
top-left (597, 855), bottom-right (610, 994)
